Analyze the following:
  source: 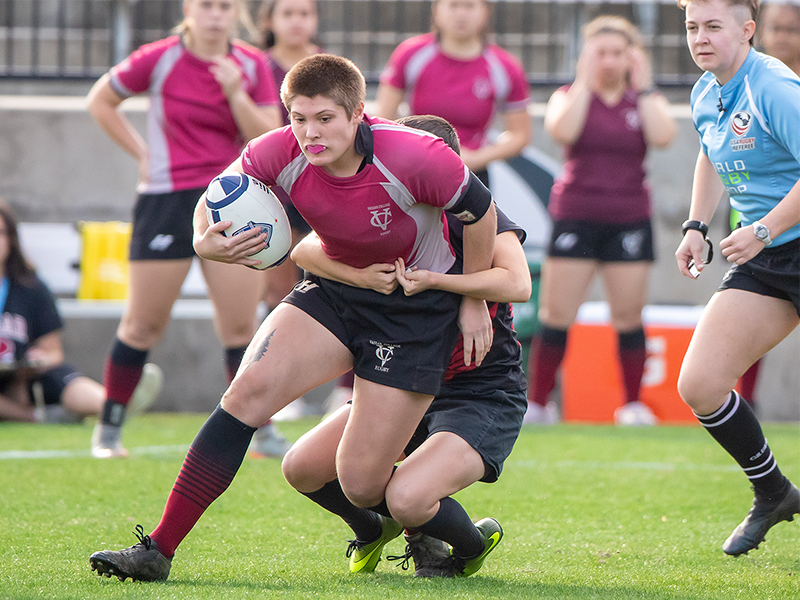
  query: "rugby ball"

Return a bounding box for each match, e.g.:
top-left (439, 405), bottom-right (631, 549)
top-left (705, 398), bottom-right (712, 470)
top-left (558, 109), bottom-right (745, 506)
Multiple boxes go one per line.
top-left (205, 173), bottom-right (292, 270)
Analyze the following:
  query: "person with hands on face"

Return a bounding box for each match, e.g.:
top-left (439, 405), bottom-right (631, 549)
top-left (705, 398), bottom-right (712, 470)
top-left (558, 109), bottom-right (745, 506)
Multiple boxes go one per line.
top-left (85, 0), bottom-right (283, 459)
top-left (675, 0), bottom-right (800, 557)
top-left (525, 16), bottom-right (676, 427)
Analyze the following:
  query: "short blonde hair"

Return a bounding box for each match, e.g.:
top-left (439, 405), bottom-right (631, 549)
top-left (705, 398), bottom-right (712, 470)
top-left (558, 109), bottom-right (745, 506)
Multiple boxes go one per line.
top-left (582, 15), bottom-right (643, 47)
top-left (677, 0), bottom-right (760, 45)
top-left (173, 0), bottom-right (257, 40)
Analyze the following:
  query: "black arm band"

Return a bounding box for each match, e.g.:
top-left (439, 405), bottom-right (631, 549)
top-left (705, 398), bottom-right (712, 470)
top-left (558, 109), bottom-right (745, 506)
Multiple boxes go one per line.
top-left (446, 172), bottom-right (492, 224)
top-left (681, 220), bottom-right (709, 237)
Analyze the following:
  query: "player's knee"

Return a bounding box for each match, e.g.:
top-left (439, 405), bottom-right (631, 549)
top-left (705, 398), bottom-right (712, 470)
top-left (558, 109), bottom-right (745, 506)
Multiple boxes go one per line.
top-left (384, 486), bottom-right (430, 528)
top-left (677, 366), bottom-right (727, 413)
top-left (118, 317), bottom-right (167, 348)
top-left (339, 476), bottom-right (385, 509)
top-left (281, 445), bottom-right (317, 492)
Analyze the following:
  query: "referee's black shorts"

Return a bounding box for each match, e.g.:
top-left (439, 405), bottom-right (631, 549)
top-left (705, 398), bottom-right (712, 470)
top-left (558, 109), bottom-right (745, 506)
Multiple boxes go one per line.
top-left (719, 238), bottom-right (800, 317)
top-left (283, 274), bottom-right (461, 397)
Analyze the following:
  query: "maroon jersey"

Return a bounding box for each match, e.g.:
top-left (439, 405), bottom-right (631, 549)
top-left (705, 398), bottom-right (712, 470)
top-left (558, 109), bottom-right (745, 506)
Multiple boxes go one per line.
top-left (548, 87), bottom-right (651, 223)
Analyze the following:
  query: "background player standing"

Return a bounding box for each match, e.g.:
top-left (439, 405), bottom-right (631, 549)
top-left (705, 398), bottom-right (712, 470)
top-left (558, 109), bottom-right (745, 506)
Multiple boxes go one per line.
top-left (85, 0), bottom-right (282, 458)
top-left (675, 0), bottom-right (800, 556)
top-left (374, 0), bottom-right (531, 189)
top-left (524, 15), bottom-right (676, 426)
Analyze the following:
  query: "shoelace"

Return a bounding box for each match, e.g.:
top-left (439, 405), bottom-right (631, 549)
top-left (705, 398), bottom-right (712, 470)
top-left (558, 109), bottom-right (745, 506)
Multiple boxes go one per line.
top-left (386, 545), bottom-right (413, 571)
top-left (132, 524), bottom-right (153, 551)
top-left (345, 538), bottom-right (364, 558)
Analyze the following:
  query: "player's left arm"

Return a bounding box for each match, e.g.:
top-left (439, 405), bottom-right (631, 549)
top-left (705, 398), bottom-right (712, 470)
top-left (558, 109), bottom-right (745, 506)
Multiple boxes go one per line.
top-left (212, 56), bottom-right (281, 140)
top-left (460, 110), bottom-right (531, 173)
top-left (26, 331), bottom-right (65, 371)
top-left (396, 230), bottom-right (531, 302)
top-left (721, 178), bottom-right (800, 264)
top-left (291, 233), bottom-right (399, 295)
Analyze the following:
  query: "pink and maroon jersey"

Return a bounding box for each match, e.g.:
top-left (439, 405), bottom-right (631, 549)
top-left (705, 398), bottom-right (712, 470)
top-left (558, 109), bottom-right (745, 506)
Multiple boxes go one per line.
top-left (548, 87), bottom-right (651, 223)
top-left (110, 36), bottom-right (280, 194)
top-left (242, 114), bottom-right (470, 272)
top-left (380, 33), bottom-right (529, 150)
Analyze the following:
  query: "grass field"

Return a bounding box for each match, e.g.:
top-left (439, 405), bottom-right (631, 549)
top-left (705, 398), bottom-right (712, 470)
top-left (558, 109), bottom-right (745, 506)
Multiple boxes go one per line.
top-left (1, 414), bottom-right (798, 599)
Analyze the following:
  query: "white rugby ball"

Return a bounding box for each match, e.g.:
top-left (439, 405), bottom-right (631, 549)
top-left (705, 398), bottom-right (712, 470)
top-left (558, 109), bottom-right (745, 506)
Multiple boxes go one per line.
top-left (205, 173), bottom-right (292, 270)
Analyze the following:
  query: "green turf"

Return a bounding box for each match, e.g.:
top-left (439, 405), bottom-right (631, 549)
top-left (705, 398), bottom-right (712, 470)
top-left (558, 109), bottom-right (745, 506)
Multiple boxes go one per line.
top-left (1, 415), bottom-right (798, 599)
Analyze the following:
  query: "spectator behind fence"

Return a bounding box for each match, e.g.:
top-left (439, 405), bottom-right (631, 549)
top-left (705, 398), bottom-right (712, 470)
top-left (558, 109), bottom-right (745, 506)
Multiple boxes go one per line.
top-left (0, 201), bottom-right (162, 424)
top-left (85, 0), bottom-right (284, 459)
top-left (525, 15), bottom-right (676, 426)
top-left (674, 0), bottom-right (800, 557)
top-left (374, 0), bottom-right (531, 190)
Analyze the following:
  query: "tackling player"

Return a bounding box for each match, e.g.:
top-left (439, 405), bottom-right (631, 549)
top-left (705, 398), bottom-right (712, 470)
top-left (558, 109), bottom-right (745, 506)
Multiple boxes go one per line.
top-left (281, 114), bottom-right (530, 578)
top-left (675, 0), bottom-right (800, 556)
top-left (88, 54), bottom-right (497, 582)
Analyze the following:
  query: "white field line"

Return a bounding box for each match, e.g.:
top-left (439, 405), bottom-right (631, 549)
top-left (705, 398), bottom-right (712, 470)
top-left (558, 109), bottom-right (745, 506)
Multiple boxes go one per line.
top-left (0, 444), bottom-right (189, 460)
top-left (513, 459), bottom-right (740, 473)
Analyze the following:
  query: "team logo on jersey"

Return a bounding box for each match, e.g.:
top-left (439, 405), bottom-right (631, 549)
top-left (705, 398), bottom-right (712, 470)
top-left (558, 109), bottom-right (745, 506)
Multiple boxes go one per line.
top-left (624, 108), bottom-right (642, 131)
top-left (472, 79), bottom-right (492, 100)
top-left (369, 206), bottom-right (393, 232)
top-left (730, 111), bottom-right (752, 137)
top-left (370, 340), bottom-right (399, 372)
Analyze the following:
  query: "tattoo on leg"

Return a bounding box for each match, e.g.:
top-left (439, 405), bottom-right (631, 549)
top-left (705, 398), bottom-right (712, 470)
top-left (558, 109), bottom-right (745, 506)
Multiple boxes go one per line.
top-left (243, 329), bottom-right (276, 370)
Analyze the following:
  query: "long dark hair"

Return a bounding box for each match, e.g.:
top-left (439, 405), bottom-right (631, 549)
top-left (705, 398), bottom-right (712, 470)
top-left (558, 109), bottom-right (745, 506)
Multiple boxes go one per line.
top-left (257, 0), bottom-right (320, 50)
top-left (0, 201), bottom-right (37, 286)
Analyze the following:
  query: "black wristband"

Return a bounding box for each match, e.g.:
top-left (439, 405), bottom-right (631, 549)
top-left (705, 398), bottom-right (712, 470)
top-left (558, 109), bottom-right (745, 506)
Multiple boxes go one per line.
top-left (681, 220), bottom-right (709, 237)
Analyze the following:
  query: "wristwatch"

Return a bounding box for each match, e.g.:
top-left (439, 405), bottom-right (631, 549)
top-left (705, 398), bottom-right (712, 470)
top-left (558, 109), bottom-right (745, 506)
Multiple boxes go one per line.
top-left (752, 221), bottom-right (772, 246)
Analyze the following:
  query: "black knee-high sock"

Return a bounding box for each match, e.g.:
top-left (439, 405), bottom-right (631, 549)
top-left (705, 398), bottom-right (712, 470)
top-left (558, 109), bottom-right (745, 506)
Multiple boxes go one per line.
top-left (695, 391), bottom-right (786, 496)
top-left (102, 338), bottom-right (148, 425)
top-left (413, 497), bottom-right (483, 558)
top-left (302, 480), bottom-right (382, 542)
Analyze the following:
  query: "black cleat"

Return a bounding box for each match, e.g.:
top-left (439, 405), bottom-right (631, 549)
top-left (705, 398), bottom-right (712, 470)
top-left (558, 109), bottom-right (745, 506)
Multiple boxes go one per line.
top-left (388, 533), bottom-right (455, 578)
top-left (89, 525), bottom-right (172, 582)
top-left (723, 481), bottom-right (800, 556)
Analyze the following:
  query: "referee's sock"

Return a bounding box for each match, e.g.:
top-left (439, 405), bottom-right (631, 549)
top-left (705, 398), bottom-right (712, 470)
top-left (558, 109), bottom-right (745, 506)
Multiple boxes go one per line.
top-left (101, 338), bottom-right (148, 426)
top-left (150, 405), bottom-right (256, 558)
top-left (302, 479), bottom-right (383, 543)
top-left (413, 497), bottom-right (483, 559)
top-left (695, 390), bottom-right (786, 496)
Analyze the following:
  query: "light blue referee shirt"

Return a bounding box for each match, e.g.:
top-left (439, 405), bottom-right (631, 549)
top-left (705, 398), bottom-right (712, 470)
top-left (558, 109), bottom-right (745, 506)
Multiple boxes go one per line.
top-left (691, 48), bottom-right (800, 246)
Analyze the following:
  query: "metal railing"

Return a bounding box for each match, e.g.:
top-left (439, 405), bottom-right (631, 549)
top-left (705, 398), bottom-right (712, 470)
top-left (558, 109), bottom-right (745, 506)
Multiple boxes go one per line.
top-left (0, 0), bottom-right (702, 85)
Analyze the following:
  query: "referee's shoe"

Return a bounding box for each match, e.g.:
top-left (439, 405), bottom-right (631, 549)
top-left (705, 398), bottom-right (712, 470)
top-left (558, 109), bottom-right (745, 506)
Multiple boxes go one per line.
top-left (723, 480), bottom-right (800, 556)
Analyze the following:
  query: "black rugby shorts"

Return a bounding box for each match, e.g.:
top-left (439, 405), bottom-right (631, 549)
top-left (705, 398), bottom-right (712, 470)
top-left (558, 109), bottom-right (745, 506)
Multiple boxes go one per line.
top-left (547, 218), bottom-right (655, 262)
top-left (129, 187), bottom-right (205, 260)
top-left (283, 274), bottom-right (461, 397)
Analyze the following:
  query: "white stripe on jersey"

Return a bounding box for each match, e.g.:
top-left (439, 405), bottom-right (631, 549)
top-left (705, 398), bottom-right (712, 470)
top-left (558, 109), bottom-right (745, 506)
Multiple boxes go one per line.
top-left (404, 42), bottom-right (438, 90)
top-left (372, 155), bottom-right (456, 273)
top-left (276, 153), bottom-right (310, 196)
top-left (144, 43), bottom-right (183, 193)
top-left (692, 78), bottom-right (717, 127)
top-left (484, 49), bottom-right (511, 107)
top-left (744, 75), bottom-right (772, 136)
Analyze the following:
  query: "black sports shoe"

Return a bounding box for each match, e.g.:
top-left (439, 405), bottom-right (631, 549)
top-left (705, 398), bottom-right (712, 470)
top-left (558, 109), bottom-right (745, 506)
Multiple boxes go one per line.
top-left (388, 533), bottom-right (455, 578)
top-left (89, 525), bottom-right (172, 581)
top-left (723, 481), bottom-right (800, 556)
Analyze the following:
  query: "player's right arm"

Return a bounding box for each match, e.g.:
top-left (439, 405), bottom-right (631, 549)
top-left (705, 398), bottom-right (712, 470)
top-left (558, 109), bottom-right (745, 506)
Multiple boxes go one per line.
top-left (192, 158), bottom-right (268, 266)
top-left (86, 74), bottom-right (149, 184)
top-left (291, 233), bottom-right (399, 295)
top-left (675, 151), bottom-right (726, 278)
